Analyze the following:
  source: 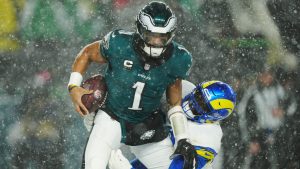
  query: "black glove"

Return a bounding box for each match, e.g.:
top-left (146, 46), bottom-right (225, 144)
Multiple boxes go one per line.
top-left (170, 139), bottom-right (197, 169)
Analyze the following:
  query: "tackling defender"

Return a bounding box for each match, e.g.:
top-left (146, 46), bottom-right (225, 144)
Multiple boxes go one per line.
top-left (68, 2), bottom-right (195, 169)
top-left (108, 80), bottom-right (237, 169)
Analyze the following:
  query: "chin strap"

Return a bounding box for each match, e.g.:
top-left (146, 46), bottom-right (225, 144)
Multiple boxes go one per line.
top-left (143, 44), bottom-right (165, 57)
top-left (133, 34), bottom-right (173, 69)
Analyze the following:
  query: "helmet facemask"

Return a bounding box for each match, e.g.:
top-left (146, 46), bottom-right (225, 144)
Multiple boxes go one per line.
top-left (182, 87), bottom-right (212, 123)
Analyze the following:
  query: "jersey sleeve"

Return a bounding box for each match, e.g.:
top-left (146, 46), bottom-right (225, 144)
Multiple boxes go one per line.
top-left (169, 48), bottom-right (192, 80)
top-left (99, 31), bottom-right (115, 61)
top-left (181, 80), bottom-right (196, 98)
top-left (180, 54), bottom-right (192, 79)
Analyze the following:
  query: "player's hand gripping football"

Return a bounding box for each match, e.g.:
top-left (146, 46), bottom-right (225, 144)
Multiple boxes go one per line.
top-left (170, 139), bottom-right (198, 169)
top-left (69, 86), bottom-right (93, 116)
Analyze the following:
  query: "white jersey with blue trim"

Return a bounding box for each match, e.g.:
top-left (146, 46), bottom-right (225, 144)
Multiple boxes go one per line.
top-left (182, 80), bottom-right (223, 154)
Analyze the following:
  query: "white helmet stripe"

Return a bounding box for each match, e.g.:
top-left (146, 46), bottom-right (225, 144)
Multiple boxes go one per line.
top-left (138, 12), bottom-right (176, 33)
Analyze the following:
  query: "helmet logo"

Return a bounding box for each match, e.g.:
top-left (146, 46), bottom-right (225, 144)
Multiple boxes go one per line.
top-left (139, 12), bottom-right (177, 33)
top-left (203, 88), bottom-right (212, 100)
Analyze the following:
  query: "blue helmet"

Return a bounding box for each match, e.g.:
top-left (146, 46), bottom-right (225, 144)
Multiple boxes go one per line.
top-left (181, 81), bottom-right (236, 123)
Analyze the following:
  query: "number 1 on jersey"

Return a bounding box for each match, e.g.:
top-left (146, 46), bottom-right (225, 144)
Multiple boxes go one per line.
top-left (128, 82), bottom-right (145, 110)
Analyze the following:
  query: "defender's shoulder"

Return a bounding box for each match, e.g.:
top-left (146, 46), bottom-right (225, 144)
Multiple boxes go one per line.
top-left (182, 80), bottom-right (196, 98)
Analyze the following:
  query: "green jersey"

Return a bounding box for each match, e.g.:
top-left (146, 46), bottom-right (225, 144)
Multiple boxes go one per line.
top-left (100, 30), bottom-right (192, 123)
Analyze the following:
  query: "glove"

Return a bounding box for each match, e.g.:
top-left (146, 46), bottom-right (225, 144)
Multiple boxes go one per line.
top-left (170, 139), bottom-right (197, 169)
top-left (108, 149), bottom-right (132, 169)
top-left (83, 112), bottom-right (96, 132)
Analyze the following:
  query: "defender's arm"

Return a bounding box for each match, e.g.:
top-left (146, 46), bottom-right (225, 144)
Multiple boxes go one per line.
top-left (166, 79), bottom-right (188, 141)
top-left (167, 79), bottom-right (196, 169)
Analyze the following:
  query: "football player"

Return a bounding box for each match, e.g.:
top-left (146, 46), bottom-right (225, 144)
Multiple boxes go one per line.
top-left (108, 80), bottom-right (237, 169)
top-left (68, 1), bottom-right (194, 169)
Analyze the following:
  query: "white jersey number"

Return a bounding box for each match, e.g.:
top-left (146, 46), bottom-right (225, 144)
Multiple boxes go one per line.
top-left (128, 82), bottom-right (145, 110)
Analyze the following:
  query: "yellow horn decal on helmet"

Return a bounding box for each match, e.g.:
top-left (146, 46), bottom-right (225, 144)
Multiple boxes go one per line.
top-left (202, 81), bottom-right (221, 88)
top-left (196, 149), bottom-right (215, 162)
top-left (210, 99), bottom-right (234, 112)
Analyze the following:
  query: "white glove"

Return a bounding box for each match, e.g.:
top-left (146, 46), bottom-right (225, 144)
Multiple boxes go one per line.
top-left (83, 112), bottom-right (96, 132)
top-left (109, 149), bottom-right (132, 169)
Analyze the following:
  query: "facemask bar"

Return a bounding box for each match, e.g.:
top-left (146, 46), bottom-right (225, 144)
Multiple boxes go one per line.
top-left (143, 45), bottom-right (166, 57)
top-left (142, 31), bottom-right (174, 48)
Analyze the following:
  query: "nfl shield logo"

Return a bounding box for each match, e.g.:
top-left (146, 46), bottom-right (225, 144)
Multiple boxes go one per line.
top-left (144, 64), bottom-right (150, 70)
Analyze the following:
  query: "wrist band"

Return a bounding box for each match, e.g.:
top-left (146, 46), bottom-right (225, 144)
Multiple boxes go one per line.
top-left (68, 84), bottom-right (78, 93)
top-left (68, 72), bottom-right (83, 87)
top-left (167, 105), bottom-right (183, 118)
top-left (168, 105), bottom-right (189, 142)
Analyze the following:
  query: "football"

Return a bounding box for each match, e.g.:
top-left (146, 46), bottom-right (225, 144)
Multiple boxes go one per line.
top-left (81, 74), bottom-right (108, 113)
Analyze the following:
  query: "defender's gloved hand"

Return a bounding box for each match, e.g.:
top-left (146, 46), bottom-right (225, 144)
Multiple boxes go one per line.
top-left (170, 139), bottom-right (197, 169)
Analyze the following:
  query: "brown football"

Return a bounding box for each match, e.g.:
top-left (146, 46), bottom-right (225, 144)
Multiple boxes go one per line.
top-left (81, 74), bottom-right (107, 113)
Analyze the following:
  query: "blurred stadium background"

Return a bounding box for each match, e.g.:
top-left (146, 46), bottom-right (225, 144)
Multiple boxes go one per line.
top-left (0, 0), bottom-right (299, 168)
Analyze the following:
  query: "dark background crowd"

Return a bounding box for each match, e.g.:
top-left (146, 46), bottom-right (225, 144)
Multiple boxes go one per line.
top-left (0, 0), bottom-right (299, 168)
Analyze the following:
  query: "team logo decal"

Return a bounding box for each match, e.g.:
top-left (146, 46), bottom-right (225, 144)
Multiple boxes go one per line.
top-left (140, 130), bottom-right (155, 140)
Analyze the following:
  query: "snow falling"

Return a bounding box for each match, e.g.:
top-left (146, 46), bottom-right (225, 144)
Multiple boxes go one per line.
top-left (0, 0), bottom-right (299, 168)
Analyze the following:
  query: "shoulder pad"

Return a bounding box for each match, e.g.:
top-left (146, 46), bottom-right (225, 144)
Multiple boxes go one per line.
top-left (178, 45), bottom-right (189, 53)
top-left (177, 45), bottom-right (191, 55)
top-left (101, 31), bottom-right (113, 50)
top-left (172, 42), bottom-right (192, 57)
top-left (113, 29), bottom-right (134, 37)
top-left (101, 30), bottom-right (134, 50)
top-left (117, 30), bottom-right (135, 35)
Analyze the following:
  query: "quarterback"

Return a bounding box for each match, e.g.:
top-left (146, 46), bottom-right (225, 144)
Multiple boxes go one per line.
top-left (68, 2), bottom-right (194, 169)
top-left (108, 80), bottom-right (237, 169)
